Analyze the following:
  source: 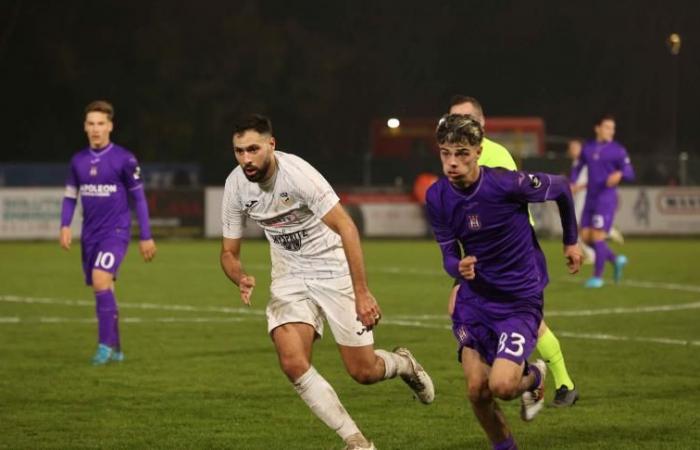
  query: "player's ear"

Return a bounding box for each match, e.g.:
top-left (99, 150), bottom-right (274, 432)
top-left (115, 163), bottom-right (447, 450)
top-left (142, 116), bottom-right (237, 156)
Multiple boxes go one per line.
top-left (269, 137), bottom-right (276, 150)
top-left (107, 120), bottom-right (114, 133)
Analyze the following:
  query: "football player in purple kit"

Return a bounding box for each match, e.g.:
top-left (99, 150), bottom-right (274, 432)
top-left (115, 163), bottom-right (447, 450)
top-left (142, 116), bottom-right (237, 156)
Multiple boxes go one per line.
top-left (571, 114), bottom-right (635, 288)
top-left (425, 114), bottom-right (582, 450)
top-left (59, 100), bottom-right (156, 365)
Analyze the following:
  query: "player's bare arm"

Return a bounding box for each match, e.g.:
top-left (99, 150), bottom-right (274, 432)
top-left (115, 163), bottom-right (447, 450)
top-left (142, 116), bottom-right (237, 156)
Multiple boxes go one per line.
top-left (139, 239), bottom-right (157, 262)
top-left (321, 203), bottom-right (381, 328)
top-left (59, 226), bottom-right (72, 250)
top-left (221, 237), bottom-right (256, 305)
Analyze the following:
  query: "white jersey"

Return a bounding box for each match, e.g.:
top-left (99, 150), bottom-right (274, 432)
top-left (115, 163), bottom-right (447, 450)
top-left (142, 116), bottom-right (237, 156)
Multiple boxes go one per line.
top-left (222, 151), bottom-right (348, 280)
top-left (572, 160), bottom-right (588, 221)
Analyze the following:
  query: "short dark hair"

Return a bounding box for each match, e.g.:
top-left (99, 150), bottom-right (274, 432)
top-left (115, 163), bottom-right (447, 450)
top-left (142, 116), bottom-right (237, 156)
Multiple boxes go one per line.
top-left (449, 95), bottom-right (484, 117)
top-left (595, 114), bottom-right (615, 126)
top-left (85, 100), bottom-right (114, 120)
top-left (436, 114), bottom-right (484, 146)
top-left (233, 113), bottom-right (273, 136)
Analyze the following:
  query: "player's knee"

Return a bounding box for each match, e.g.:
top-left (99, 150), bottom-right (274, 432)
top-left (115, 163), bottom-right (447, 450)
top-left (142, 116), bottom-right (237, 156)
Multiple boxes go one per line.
top-left (91, 270), bottom-right (113, 291)
top-left (466, 380), bottom-right (491, 404)
top-left (347, 364), bottom-right (379, 385)
top-left (489, 377), bottom-right (519, 400)
top-left (279, 356), bottom-right (310, 382)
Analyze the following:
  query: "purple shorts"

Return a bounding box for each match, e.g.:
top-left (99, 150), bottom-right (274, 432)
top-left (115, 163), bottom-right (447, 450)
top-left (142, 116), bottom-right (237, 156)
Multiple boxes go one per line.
top-left (452, 291), bottom-right (542, 366)
top-left (580, 196), bottom-right (617, 233)
top-left (81, 238), bottom-right (129, 285)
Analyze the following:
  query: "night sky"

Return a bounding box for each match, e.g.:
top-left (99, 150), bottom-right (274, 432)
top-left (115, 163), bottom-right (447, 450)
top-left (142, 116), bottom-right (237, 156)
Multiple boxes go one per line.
top-left (1, 0), bottom-right (698, 184)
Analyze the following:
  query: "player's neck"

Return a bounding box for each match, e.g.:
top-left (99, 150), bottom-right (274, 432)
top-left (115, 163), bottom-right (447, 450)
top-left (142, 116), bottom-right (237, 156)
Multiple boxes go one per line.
top-left (90, 141), bottom-right (112, 151)
top-left (258, 155), bottom-right (278, 189)
top-left (451, 165), bottom-right (480, 190)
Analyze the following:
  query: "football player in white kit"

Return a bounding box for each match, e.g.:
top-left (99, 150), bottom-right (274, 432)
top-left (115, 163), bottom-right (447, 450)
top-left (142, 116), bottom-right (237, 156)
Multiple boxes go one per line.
top-left (568, 139), bottom-right (596, 264)
top-left (220, 114), bottom-right (434, 450)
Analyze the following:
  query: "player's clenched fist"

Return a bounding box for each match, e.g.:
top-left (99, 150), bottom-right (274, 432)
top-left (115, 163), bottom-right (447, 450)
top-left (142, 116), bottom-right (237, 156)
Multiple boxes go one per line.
top-left (458, 256), bottom-right (477, 280)
top-left (239, 274), bottom-right (256, 305)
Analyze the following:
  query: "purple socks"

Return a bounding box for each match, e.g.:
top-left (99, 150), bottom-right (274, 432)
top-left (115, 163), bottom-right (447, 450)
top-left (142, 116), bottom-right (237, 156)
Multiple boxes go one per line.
top-left (95, 289), bottom-right (120, 349)
top-left (593, 240), bottom-right (615, 277)
top-left (528, 362), bottom-right (542, 391)
top-left (493, 435), bottom-right (517, 450)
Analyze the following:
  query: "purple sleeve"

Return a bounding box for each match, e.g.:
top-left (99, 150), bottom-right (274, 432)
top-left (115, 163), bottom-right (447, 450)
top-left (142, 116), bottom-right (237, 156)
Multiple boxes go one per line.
top-left (121, 152), bottom-right (151, 239)
top-left (60, 197), bottom-right (77, 227)
top-left (61, 159), bottom-right (79, 227)
top-left (130, 187), bottom-right (152, 240)
top-left (425, 189), bottom-right (462, 279)
top-left (122, 154), bottom-right (144, 190)
top-left (510, 172), bottom-right (578, 246)
top-left (66, 162), bottom-right (78, 188)
top-left (618, 147), bottom-right (635, 182)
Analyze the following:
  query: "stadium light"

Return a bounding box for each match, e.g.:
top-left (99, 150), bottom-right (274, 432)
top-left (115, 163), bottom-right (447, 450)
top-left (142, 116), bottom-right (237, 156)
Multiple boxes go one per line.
top-left (667, 33), bottom-right (682, 55)
top-left (387, 118), bottom-right (400, 129)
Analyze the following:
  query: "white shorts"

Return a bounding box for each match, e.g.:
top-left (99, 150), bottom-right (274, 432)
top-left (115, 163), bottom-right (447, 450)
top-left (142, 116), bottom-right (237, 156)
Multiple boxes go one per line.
top-left (266, 275), bottom-right (374, 347)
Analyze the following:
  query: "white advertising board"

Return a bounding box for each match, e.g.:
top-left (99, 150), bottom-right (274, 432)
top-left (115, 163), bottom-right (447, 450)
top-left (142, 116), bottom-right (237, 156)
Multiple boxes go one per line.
top-left (532, 187), bottom-right (700, 236)
top-left (0, 188), bottom-right (81, 239)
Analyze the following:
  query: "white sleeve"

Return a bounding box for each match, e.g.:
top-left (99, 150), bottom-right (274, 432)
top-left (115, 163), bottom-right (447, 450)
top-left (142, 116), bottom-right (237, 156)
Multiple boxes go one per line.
top-left (221, 176), bottom-right (244, 239)
top-left (291, 157), bottom-right (339, 218)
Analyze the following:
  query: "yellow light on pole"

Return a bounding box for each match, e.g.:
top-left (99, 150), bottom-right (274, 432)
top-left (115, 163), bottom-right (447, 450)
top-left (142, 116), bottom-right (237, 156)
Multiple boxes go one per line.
top-left (667, 33), bottom-right (681, 55)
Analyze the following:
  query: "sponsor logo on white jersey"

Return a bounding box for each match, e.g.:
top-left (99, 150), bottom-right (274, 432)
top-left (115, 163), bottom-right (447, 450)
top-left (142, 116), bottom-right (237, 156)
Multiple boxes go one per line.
top-left (270, 230), bottom-right (308, 251)
top-left (260, 211), bottom-right (304, 228)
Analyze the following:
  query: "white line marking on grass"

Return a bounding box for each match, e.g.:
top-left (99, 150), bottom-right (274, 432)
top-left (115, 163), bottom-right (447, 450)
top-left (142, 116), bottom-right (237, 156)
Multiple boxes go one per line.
top-left (0, 295), bottom-right (265, 316)
top-left (560, 277), bottom-right (700, 293)
top-left (379, 321), bottom-right (700, 347)
top-left (4, 294), bottom-right (700, 321)
top-left (0, 316), bottom-right (248, 324)
top-left (391, 301), bottom-right (700, 321)
top-left (557, 331), bottom-right (700, 347)
top-left (3, 294), bottom-right (699, 345)
top-left (544, 301), bottom-right (700, 317)
top-left (1, 312), bottom-right (697, 347)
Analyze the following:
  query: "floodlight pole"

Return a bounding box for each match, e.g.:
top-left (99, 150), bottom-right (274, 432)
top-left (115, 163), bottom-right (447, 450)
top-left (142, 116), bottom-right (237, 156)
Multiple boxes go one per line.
top-left (667, 33), bottom-right (684, 184)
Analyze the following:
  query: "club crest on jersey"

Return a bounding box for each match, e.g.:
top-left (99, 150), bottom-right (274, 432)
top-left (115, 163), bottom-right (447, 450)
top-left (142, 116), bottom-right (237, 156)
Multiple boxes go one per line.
top-left (89, 166), bottom-right (98, 177)
top-left (279, 191), bottom-right (291, 205)
top-left (467, 214), bottom-right (481, 230)
top-left (528, 174), bottom-right (542, 189)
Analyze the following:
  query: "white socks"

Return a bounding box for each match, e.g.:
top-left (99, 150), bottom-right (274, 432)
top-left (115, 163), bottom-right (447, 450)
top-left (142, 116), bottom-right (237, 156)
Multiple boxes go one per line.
top-left (374, 349), bottom-right (411, 379)
top-left (293, 366), bottom-right (360, 440)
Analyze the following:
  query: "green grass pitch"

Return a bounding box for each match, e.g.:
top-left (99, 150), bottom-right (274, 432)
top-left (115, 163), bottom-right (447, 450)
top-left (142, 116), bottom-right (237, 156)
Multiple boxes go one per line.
top-left (1, 238), bottom-right (699, 449)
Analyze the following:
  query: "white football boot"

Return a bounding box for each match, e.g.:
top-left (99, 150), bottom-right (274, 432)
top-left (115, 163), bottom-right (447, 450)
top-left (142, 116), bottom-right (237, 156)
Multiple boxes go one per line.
top-left (393, 347), bottom-right (435, 404)
top-left (520, 359), bottom-right (547, 422)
